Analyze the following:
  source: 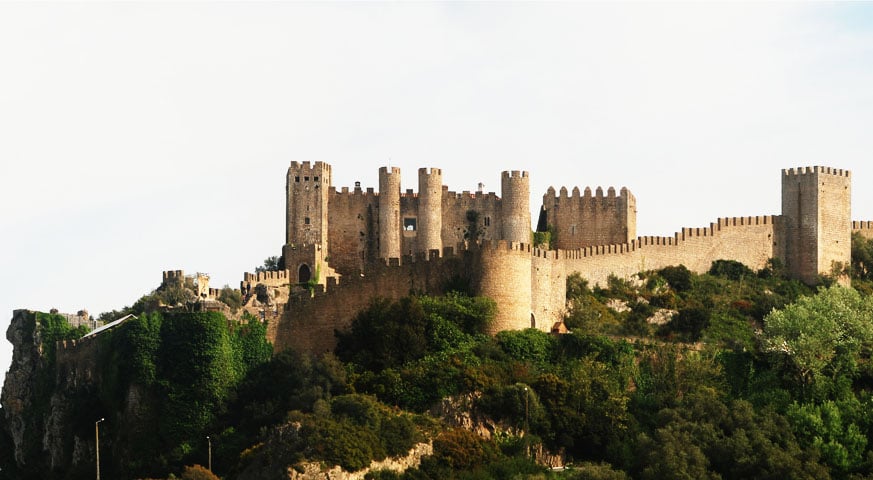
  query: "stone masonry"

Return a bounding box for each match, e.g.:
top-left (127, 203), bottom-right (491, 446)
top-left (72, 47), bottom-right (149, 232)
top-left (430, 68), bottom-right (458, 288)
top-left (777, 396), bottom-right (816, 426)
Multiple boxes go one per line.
top-left (256, 162), bottom-right (866, 355)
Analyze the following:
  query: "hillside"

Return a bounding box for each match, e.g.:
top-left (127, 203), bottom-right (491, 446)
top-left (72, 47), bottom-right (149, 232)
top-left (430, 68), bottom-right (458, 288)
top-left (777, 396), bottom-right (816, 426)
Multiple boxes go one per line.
top-left (4, 233), bottom-right (873, 478)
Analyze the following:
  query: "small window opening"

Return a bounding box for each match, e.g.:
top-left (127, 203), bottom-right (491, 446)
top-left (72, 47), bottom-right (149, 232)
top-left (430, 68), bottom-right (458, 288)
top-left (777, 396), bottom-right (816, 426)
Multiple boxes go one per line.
top-left (314, 176), bottom-right (319, 182)
top-left (571, 225), bottom-right (577, 235)
top-left (304, 176), bottom-right (310, 181)
top-left (304, 217), bottom-right (311, 225)
top-left (484, 216), bottom-right (491, 227)
top-left (295, 176), bottom-right (300, 182)
top-left (404, 218), bottom-right (417, 231)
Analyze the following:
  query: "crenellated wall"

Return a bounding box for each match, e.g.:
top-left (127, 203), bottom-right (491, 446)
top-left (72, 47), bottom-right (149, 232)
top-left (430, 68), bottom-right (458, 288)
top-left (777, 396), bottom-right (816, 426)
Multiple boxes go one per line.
top-left (272, 245), bottom-right (478, 355)
top-left (557, 215), bottom-right (779, 286)
top-left (543, 185), bottom-right (637, 250)
top-left (854, 221), bottom-right (873, 241)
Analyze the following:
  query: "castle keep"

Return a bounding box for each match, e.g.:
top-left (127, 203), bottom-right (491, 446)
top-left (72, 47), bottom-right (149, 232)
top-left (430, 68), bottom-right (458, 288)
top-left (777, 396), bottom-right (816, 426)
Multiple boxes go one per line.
top-left (262, 162), bottom-right (862, 355)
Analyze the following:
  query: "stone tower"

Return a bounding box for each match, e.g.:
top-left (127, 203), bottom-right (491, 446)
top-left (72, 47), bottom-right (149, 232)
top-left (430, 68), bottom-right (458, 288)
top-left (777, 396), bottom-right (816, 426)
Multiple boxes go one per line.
top-left (378, 166), bottom-right (402, 260)
top-left (284, 161), bottom-right (331, 284)
top-left (781, 166), bottom-right (851, 284)
top-left (418, 168), bottom-right (443, 255)
top-left (501, 170), bottom-right (531, 244)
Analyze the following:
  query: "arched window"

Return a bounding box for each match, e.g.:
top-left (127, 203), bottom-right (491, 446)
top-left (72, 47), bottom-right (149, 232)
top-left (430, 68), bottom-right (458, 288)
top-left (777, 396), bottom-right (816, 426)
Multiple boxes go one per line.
top-left (530, 313), bottom-right (536, 328)
top-left (298, 264), bottom-right (312, 283)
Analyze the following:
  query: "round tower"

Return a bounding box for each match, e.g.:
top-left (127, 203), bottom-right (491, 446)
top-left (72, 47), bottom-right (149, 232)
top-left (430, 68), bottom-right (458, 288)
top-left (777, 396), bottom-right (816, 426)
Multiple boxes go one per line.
top-left (500, 170), bottom-right (531, 244)
top-left (478, 242), bottom-right (533, 335)
top-left (378, 166), bottom-right (402, 260)
top-left (418, 167), bottom-right (443, 255)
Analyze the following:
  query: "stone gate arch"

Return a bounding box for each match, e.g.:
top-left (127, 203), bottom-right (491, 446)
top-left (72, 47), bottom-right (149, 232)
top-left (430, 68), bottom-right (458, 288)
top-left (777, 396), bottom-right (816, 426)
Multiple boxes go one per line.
top-left (298, 264), bottom-right (312, 283)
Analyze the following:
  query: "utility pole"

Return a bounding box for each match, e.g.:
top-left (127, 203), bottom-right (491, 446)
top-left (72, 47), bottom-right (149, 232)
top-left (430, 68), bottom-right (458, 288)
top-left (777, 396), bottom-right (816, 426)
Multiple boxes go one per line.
top-left (95, 418), bottom-right (104, 480)
top-left (207, 435), bottom-right (212, 472)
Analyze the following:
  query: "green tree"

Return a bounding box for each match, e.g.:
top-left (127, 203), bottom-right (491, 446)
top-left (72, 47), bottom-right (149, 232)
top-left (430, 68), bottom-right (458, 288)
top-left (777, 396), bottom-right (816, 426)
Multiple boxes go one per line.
top-left (763, 286), bottom-right (873, 397)
top-left (218, 286), bottom-right (242, 313)
top-left (255, 255), bottom-right (282, 272)
top-left (786, 401), bottom-right (867, 473)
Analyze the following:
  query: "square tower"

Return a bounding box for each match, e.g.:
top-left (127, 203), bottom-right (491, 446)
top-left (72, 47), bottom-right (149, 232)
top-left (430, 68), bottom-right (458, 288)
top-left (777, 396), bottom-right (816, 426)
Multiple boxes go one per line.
top-left (285, 161), bottom-right (332, 284)
top-left (781, 166), bottom-right (851, 284)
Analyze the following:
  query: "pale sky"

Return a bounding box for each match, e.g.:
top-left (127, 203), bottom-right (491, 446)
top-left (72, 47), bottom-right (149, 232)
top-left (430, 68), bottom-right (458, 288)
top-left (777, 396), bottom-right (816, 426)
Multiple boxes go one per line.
top-left (2, 2), bottom-right (873, 387)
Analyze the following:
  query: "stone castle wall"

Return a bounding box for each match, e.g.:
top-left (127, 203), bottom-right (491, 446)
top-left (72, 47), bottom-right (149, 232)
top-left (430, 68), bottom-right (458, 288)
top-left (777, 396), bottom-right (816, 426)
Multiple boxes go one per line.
top-left (543, 185), bottom-right (636, 249)
top-left (326, 186), bottom-right (377, 275)
top-left (558, 215), bottom-right (779, 287)
top-left (274, 162), bottom-right (869, 356)
top-left (271, 246), bottom-right (479, 355)
top-left (854, 221), bottom-right (873, 241)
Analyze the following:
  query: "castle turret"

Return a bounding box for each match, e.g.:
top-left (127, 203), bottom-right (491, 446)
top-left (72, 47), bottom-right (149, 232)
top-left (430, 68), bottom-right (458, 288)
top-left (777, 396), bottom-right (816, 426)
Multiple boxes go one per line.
top-left (781, 166), bottom-right (851, 284)
top-left (379, 167), bottom-right (402, 260)
top-left (500, 170), bottom-right (531, 244)
top-left (418, 168), bottom-right (443, 255)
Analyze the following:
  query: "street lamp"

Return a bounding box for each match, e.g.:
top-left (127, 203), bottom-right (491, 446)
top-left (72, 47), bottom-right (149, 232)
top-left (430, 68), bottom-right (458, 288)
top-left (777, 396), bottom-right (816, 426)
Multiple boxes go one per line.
top-left (523, 387), bottom-right (530, 458)
top-left (95, 418), bottom-right (105, 480)
top-left (523, 387), bottom-right (529, 431)
top-left (207, 435), bottom-right (212, 472)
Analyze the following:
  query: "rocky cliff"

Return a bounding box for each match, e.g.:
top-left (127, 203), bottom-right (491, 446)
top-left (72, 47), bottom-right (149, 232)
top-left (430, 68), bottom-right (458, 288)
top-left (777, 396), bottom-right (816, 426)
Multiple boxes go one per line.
top-left (1, 309), bottom-right (106, 479)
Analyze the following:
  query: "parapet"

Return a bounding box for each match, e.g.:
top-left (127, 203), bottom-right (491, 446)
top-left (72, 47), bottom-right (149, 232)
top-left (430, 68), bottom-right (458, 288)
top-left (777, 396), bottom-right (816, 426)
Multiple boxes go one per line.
top-left (546, 185), bottom-right (635, 207)
top-left (502, 170), bottom-right (529, 179)
top-left (379, 166), bottom-right (401, 176)
top-left (782, 166), bottom-right (851, 178)
top-left (242, 270), bottom-right (291, 283)
top-left (289, 161), bottom-right (330, 175)
top-left (162, 270), bottom-right (185, 283)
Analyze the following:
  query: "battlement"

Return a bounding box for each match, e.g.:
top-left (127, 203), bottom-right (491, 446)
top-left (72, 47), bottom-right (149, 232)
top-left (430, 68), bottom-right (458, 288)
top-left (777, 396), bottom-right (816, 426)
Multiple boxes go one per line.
top-left (555, 213), bottom-right (780, 261)
top-left (548, 185), bottom-right (634, 202)
top-left (480, 239), bottom-right (532, 254)
top-left (289, 160), bottom-right (329, 171)
top-left (854, 221), bottom-right (873, 240)
top-left (379, 166), bottom-right (401, 176)
top-left (162, 270), bottom-right (185, 283)
top-left (446, 190), bottom-right (499, 200)
top-left (242, 270), bottom-right (291, 283)
top-left (502, 170), bottom-right (529, 179)
top-left (782, 166), bottom-right (851, 178)
top-left (419, 167), bottom-right (441, 176)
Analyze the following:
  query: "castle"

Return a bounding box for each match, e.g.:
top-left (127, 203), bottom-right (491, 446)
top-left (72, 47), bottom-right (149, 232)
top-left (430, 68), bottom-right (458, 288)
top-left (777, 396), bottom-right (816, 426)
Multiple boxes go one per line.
top-left (242, 162), bottom-right (870, 355)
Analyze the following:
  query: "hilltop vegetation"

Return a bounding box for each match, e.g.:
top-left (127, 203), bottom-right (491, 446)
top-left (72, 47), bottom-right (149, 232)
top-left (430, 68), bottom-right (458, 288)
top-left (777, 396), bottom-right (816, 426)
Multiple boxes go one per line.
top-left (6, 235), bottom-right (873, 479)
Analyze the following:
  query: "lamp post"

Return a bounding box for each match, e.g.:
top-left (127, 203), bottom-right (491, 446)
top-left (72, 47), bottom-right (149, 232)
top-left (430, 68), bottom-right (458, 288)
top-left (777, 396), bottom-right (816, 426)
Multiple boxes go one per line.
top-left (207, 435), bottom-right (212, 472)
top-left (523, 387), bottom-right (529, 431)
top-left (95, 418), bottom-right (104, 480)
